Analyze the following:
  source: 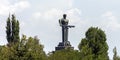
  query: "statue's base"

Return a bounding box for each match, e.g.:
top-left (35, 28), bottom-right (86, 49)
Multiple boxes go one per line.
top-left (55, 41), bottom-right (74, 51)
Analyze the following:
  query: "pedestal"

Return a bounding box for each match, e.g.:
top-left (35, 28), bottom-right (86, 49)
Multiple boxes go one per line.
top-left (55, 41), bottom-right (74, 51)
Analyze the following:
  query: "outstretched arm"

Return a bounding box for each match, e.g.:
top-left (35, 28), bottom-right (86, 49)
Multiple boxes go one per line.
top-left (67, 25), bottom-right (75, 28)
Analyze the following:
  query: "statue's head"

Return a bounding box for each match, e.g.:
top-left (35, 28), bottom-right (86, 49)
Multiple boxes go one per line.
top-left (63, 14), bottom-right (67, 19)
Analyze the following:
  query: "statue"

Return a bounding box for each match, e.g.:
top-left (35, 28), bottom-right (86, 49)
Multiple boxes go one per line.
top-left (55, 14), bottom-right (75, 50)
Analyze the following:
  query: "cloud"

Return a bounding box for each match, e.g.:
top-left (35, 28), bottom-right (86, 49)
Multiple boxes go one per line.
top-left (15, 0), bottom-right (30, 9)
top-left (0, 0), bottom-right (30, 16)
top-left (32, 8), bottom-right (82, 20)
top-left (66, 0), bottom-right (74, 8)
top-left (101, 11), bottom-right (120, 31)
top-left (43, 8), bottom-right (63, 20)
top-left (53, 0), bottom-right (74, 8)
top-left (66, 8), bottom-right (82, 24)
top-left (32, 12), bottom-right (42, 19)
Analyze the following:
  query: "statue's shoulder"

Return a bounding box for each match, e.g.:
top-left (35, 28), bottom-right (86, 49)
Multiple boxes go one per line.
top-left (59, 18), bottom-right (64, 20)
top-left (66, 19), bottom-right (69, 21)
top-left (59, 18), bottom-right (69, 23)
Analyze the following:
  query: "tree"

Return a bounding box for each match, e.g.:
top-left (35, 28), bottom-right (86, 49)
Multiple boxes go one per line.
top-left (6, 14), bottom-right (20, 44)
top-left (113, 47), bottom-right (120, 60)
top-left (78, 27), bottom-right (109, 60)
top-left (16, 35), bottom-right (47, 60)
top-left (24, 36), bottom-right (47, 60)
top-left (0, 35), bottom-right (47, 60)
top-left (6, 15), bottom-right (12, 43)
top-left (5, 14), bottom-right (47, 59)
top-left (48, 49), bottom-right (80, 60)
top-left (11, 14), bottom-right (20, 43)
top-left (78, 38), bottom-right (93, 60)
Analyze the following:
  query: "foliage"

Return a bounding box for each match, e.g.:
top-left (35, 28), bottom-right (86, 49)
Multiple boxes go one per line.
top-left (48, 49), bottom-right (80, 60)
top-left (78, 27), bottom-right (109, 60)
top-left (6, 15), bottom-right (12, 43)
top-left (6, 14), bottom-right (20, 44)
top-left (113, 47), bottom-right (120, 60)
top-left (11, 14), bottom-right (20, 43)
top-left (0, 35), bottom-right (47, 60)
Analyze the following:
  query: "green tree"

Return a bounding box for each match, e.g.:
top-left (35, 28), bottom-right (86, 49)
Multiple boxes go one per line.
top-left (24, 36), bottom-right (47, 60)
top-left (78, 27), bottom-right (109, 60)
top-left (16, 35), bottom-right (47, 60)
top-left (0, 35), bottom-right (47, 60)
top-left (6, 14), bottom-right (20, 44)
top-left (6, 15), bottom-right (12, 43)
top-left (5, 14), bottom-right (47, 59)
top-left (48, 49), bottom-right (80, 60)
top-left (113, 47), bottom-right (120, 60)
top-left (79, 39), bottom-right (93, 60)
top-left (11, 14), bottom-right (20, 43)
top-left (0, 45), bottom-right (15, 60)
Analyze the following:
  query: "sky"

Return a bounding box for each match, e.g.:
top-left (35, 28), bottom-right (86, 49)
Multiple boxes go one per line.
top-left (0, 0), bottom-right (120, 59)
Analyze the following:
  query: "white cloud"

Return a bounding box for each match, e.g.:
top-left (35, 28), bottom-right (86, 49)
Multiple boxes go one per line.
top-left (66, 8), bottom-right (82, 24)
top-left (32, 8), bottom-right (82, 21)
top-left (101, 11), bottom-right (120, 31)
top-left (32, 12), bottom-right (42, 19)
top-left (67, 8), bottom-right (81, 15)
top-left (53, 0), bottom-right (74, 8)
top-left (43, 8), bottom-right (63, 19)
top-left (15, 1), bottom-right (30, 9)
top-left (31, 0), bottom-right (76, 20)
top-left (0, 0), bottom-right (30, 16)
top-left (66, 0), bottom-right (74, 8)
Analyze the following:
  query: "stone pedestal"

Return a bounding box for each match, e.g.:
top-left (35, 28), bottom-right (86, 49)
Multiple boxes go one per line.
top-left (55, 41), bottom-right (74, 50)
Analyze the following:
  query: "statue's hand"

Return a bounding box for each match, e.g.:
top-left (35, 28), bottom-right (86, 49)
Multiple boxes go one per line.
top-left (67, 25), bottom-right (75, 28)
